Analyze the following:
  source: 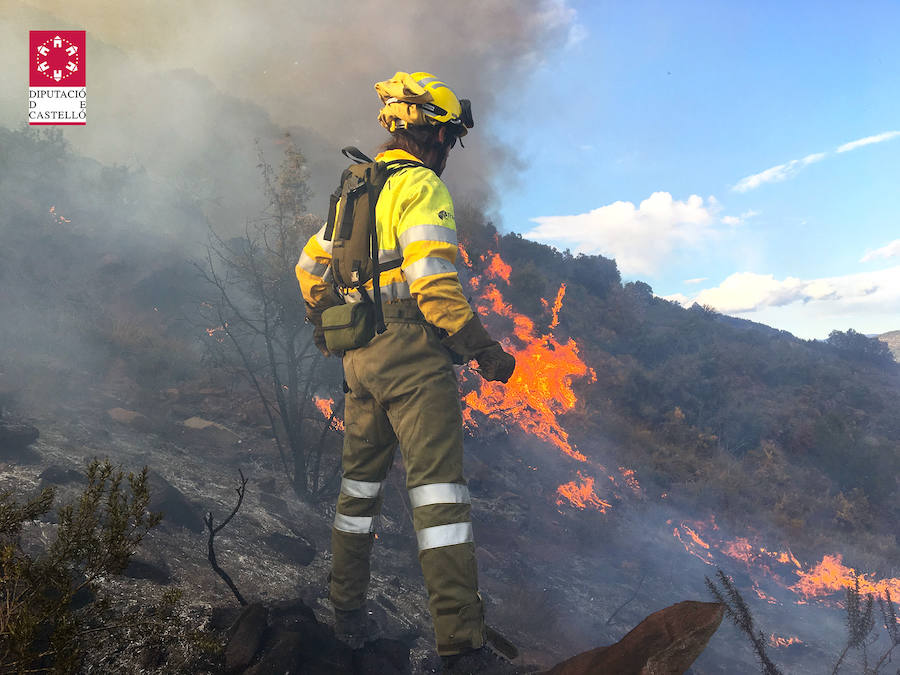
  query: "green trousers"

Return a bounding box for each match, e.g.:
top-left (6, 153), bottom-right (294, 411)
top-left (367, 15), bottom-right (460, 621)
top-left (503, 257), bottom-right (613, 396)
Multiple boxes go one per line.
top-left (330, 301), bottom-right (485, 656)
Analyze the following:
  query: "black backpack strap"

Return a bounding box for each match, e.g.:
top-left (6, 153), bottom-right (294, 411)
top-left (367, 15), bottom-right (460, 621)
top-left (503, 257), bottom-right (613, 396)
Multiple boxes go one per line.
top-left (323, 167), bottom-right (353, 242)
top-left (367, 164), bottom-right (387, 334)
top-left (342, 146), bottom-right (373, 164)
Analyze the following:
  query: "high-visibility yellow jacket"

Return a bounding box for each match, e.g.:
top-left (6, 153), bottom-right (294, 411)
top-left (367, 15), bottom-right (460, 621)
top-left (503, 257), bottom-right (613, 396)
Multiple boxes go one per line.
top-left (296, 149), bottom-right (474, 335)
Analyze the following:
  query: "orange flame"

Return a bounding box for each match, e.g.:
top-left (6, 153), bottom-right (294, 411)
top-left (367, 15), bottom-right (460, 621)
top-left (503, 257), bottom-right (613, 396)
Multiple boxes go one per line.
top-left (456, 250), bottom-right (638, 513)
top-left (670, 516), bottom-right (900, 615)
top-left (556, 472), bottom-right (611, 512)
top-left (206, 322), bottom-right (228, 343)
top-left (312, 396), bottom-right (345, 432)
top-left (618, 467), bottom-right (641, 494)
top-left (484, 252), bottom-right (512, 284)
top-left (461, 257), bottom-right (596, 463)
top-left (790, 554), bottom-right (900, 600)
top-left (458, 244), bottom-right (472, 267)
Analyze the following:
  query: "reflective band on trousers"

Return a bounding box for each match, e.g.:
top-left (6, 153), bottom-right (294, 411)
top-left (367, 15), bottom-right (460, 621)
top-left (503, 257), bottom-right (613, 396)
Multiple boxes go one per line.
top-left (404, 256), bottom-right (456, 283)
top-left (416, 522), bottom-right (474, 551)
top-left (297, 251), bottom-right (328, 278)
top-left (333, 513), bottom-right (375, 534)
top-left (408, 483), bottom-right (471, 509)
top-left (341, 477), bottom-right (384, 499)
top-left (398, 224), bottom-right (457, 249)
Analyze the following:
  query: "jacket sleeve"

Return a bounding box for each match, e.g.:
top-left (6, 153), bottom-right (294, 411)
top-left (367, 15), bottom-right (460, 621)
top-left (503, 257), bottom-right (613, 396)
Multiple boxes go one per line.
top-left (392, 168), bottom-right (474, 335)
top-left (296, 222), bottom-right (339, 310)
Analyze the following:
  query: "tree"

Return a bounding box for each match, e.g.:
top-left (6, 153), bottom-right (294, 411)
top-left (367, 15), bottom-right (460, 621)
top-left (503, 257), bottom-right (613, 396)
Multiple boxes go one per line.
top-left (827, 329), bottom-right (896, 366)
top-left (198, 139), bottom-right (344, 502)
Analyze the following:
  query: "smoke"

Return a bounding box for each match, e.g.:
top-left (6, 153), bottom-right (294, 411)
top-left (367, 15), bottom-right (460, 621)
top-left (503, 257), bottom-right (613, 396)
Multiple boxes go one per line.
top-left (3, 1), bottom-right (579, 229)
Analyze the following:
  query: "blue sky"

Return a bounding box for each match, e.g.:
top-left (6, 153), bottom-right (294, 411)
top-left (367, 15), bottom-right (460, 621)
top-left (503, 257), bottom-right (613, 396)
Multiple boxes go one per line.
top-left (492, 1), bottom-right (900, 339)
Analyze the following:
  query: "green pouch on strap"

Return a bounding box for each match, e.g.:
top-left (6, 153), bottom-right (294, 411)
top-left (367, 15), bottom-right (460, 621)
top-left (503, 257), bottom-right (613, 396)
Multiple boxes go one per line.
top-left (322, 302), bottom-right (375, 352)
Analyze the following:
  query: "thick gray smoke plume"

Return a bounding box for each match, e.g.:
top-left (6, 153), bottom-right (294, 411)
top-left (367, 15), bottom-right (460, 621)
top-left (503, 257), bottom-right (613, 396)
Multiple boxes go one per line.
top-left (2, 1), bottom-right (578, 230)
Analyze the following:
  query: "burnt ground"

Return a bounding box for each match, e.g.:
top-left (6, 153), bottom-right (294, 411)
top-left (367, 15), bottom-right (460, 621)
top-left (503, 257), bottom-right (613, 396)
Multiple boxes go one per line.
top-left (0, 360), bottom-right (879, 674)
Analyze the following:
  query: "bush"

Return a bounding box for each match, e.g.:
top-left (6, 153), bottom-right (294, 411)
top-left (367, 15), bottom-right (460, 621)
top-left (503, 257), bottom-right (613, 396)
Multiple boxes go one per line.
top-left (0, 459), bottom-right (161, 672)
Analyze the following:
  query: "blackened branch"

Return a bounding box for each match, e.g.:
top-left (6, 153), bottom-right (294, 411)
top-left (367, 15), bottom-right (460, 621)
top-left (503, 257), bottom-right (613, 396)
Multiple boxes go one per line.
top-left (204, 470), bottom-right (249, 606)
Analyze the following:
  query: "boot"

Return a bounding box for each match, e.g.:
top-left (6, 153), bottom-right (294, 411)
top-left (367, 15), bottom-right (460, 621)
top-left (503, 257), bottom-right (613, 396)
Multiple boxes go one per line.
top-left (333, 605), bottom-right (382, 650)
top-left (441, 645), bottom-right (521, 674)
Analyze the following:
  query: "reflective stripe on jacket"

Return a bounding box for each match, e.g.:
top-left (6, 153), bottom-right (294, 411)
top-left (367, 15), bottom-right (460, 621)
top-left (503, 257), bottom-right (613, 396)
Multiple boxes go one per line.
top-left (296, 149), bottom-right (474, 335)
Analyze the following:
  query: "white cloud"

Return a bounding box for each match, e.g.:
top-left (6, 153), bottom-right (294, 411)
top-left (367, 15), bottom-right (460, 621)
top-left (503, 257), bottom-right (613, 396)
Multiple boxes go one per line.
top-left (525, 192), bottom-right (718, 276)
top-left (732, 153), bottom-right (826, 193)
top-left (663, 266), bottom-right (900, 338)
top-left (721, 210), bottom-right (759, 226)
top-left (731, 130), bottom-right (900, 193)
top-left (684, 277), bottom-right (708, 285)
top-left (860, 239), bottom-right (900, 262)
top-left (837, 130), bottom-right (900, 153)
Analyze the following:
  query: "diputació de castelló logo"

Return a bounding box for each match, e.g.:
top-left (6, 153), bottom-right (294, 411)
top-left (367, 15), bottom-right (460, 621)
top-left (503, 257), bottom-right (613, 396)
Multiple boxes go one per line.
top-left (29, 30), bottom-right (86, 125)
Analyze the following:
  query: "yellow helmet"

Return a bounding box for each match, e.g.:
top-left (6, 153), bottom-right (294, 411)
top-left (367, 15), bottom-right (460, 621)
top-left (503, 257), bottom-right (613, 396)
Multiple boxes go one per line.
top-left (375, 71), bottom-right (474, 137)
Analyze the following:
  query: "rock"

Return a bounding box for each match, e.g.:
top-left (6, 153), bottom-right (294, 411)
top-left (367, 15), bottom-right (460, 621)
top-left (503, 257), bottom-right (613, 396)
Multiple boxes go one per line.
top-left (222, 597), bottom-right (413, 674)
top-left (243, 629), bottom-right (306, 675)
top-left (182, 416), bottom-right (241, 446)
top-left (352, 638), bottom-right (411, 675)
top-left (263, 532), bottom-right (316, 566)
top-left (542, 601), bottom-right (724, 675)
top-left (225, 602), bottom-right (269, 673)
top-left (122, 557), bottom-right (172, 584)
top-left (107, 407), bottom-right (147, 425)
top-left (39, 464), bottom-right (85, 487)
top-left (147, 471), bottom-right (204, 532)
top-left (0, 419), bottom-right (39, 452)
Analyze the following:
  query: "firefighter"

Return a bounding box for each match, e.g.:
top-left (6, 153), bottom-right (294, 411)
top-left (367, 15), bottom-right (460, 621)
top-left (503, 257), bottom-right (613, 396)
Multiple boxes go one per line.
top-left (296, 71), bottom-right (517, 672)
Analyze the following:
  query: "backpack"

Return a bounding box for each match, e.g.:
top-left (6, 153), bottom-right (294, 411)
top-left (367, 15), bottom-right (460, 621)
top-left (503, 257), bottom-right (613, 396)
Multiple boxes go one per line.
top-left (323, 146), bottom-right (423, 334)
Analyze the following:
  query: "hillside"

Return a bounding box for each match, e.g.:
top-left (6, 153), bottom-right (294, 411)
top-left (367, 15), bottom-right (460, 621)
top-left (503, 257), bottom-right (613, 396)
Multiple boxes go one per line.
top-left (2, 127), bottom-right (898, 673)
top-left (877, 329), bottom-right (900, 361)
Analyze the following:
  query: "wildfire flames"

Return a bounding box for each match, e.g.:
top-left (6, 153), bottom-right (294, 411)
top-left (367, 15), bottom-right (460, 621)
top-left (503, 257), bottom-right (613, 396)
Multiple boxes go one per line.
top-left (791, 554), bottom-right (900, 601)
top-left (456, 248), bottom-right (641, 512)
top-left (556, 472), bottom-right (612, 512)
top-left (669, 515), bottom-right (900, 614)
top-left (312, 396), bottom-right (344, 432)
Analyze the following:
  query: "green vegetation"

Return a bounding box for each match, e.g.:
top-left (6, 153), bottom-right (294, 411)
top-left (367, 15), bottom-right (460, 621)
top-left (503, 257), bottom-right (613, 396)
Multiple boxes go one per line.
top-left (460, 217), bottom-right (900, 556)
top-left (0, 460), bottom-right (161, 672)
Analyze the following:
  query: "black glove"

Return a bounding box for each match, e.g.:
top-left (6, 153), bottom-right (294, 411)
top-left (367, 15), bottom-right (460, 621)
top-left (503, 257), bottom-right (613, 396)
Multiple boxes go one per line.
top-left (306, 303), bottom-right (331, 357)
top-left (474, 343), bottom-right (516, 383)
top-left (441, 314), bottom-right (516, 383)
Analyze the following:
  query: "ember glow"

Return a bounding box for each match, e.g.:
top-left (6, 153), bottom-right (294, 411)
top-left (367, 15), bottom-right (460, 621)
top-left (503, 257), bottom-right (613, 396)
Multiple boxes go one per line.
top-left (312, 396), bottom-right (345, 432)
top-left (49, 205), bottom-right (71, 224)
top-left (769, 634), bottom-right (803, 648)
top-left (205, 322), bottom-right (228, 343)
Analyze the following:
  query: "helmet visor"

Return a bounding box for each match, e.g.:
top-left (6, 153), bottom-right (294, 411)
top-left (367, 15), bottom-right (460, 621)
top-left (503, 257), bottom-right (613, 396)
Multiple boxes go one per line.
top-left (459, 99), bottom-right (474, 129)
